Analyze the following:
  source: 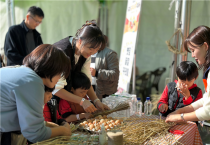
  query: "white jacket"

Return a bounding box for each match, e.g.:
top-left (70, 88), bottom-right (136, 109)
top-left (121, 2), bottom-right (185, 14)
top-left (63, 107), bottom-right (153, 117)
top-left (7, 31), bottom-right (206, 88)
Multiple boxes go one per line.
top-left (192, 72), bottom-right (210, 120)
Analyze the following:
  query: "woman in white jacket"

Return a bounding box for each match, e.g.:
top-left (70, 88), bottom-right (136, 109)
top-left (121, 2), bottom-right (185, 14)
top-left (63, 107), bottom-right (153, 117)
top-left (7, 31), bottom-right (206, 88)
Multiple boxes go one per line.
top-left (166, 26), bottom-right (210, 123)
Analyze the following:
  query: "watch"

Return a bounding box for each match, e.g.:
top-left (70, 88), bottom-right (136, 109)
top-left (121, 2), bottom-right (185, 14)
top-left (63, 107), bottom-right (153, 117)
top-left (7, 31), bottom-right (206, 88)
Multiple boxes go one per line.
top-left (180, 113), bottom-right (185, 121)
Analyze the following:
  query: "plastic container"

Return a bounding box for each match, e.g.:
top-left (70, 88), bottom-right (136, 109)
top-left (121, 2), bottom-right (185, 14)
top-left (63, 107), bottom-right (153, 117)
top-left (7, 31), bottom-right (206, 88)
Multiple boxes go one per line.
top-left (99, 124), bottom-right (107, 145)
top-left (131, 94), bottom-right (137, 115)
top-left (137, 97), bottom-right (143, 116)
top-left (144, 97), bottom-right (152, 116)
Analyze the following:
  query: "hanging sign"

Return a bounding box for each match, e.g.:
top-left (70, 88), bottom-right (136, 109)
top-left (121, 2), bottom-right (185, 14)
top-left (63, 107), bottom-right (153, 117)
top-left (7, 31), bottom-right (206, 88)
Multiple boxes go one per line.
top-left (118, 0), bottom-right (142, 92)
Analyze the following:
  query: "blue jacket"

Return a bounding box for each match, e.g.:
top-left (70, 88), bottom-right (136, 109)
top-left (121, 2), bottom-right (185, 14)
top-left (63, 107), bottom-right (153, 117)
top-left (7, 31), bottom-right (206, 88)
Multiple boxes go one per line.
top-left (0, 66), bottom-right (51, 143)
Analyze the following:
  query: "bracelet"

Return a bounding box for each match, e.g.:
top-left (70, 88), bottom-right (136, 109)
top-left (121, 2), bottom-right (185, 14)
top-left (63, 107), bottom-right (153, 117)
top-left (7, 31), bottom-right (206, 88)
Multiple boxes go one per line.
top-left (93, 98), bottom-right (100, 104)
top-left (180, 113), bottom-right (185, 121)
top-left (76, 114), bottom-right (80, 120)
top-left (80, 98), bottom-right (86, 106)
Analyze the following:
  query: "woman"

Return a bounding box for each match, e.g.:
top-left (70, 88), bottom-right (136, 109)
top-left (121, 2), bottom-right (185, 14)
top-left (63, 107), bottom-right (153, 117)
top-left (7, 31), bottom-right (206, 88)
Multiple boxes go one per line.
top-left (165, 26), bottom-right (210, 123)
top-left (0, 44), bottom-right (71, 144)
top-left (52, 20), bottom-right (109, 113)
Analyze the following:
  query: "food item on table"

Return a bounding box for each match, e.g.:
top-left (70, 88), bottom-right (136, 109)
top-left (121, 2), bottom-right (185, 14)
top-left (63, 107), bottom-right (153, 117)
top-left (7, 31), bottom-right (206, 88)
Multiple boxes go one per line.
top-left (100, 119), bottom-right (105, 123)
top-left (89, 124), bottom-right (94, 130)
top-left (83, 121), bottom-right (88, 125)
top-left (79, 115), bottom-right (123, 132)
top-left (88, 122), bottom-right (92, 126)
top-left (79, 123), bottom-right (84, 127)
top-left (115, 120), bottom-right (120, 124)
top-left (109, 124), bottom-right (114, 128)
top-left (105, 125), bottom-right (110, 130)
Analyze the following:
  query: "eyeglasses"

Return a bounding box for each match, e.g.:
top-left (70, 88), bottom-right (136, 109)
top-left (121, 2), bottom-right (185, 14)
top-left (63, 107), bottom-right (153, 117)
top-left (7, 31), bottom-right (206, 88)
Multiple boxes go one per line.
top-left (30, 16), bottom-right (42, 24)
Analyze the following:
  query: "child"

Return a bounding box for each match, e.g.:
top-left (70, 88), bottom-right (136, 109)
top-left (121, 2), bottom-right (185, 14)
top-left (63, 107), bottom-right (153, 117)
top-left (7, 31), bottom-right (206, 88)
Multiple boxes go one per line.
top-left (43, 88), bottom-right (67, 126)
top-left (157, 61), bottom-right (203, 117)
top-left (59, 72), bottom-right (93, 122)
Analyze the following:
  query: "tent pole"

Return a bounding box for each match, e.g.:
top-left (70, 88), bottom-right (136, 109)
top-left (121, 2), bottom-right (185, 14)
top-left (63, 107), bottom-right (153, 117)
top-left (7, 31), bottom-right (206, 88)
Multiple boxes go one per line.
top-left (179, 0), bottom-right (191, 62)
top-left (171, 0), bottom-right (182, 82)
top-left (6, 0), bottom-right (12, 27)
top-left (132, 50), bottom-right (136, 94)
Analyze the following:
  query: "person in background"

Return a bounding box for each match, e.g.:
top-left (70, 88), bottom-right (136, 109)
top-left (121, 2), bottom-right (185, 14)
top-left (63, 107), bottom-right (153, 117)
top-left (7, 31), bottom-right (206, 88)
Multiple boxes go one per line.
top-left (4, 6), bottom-right (44, 66)
top-left (52, 20), bottom-right (109, 113)
top-left (0, 44), bottom-right (71, 144)
top-left (166, 26), bottom-right (210, 123)
top-left (59, 72), bottom-right (93, 122)
top-left (157, 61), bottom-right (202, 117)
top-left (90, 35), bottom-right (119, 100)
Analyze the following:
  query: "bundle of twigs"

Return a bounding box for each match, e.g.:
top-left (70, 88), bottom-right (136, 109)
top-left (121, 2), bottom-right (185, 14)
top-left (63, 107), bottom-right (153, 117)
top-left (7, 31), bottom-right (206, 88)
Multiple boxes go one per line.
top-left (32, 123), bottom-right (79, 145)
top-left (92, 102), bottom-right (130, 117)
top-left (32, 135), bottom-right (98, 145)
top-left (32, 136), bottom-right (73, 145)
top-left (70, 123), bottom-right (79, 132)
top-left (118, 116), bottom-right (178, 144)
top-left (165, 28), bottom-right (186, 56)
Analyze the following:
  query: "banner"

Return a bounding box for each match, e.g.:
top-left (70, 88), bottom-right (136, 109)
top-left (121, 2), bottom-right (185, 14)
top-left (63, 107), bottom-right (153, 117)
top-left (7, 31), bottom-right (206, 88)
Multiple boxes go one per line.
top-left (118, 0), bottom-right (142, 92)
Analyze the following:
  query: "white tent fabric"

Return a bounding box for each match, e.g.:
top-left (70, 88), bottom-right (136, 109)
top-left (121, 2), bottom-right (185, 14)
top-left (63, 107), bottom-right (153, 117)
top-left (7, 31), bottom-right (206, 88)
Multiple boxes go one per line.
top-left (0, 0), bottom-right (210, 94)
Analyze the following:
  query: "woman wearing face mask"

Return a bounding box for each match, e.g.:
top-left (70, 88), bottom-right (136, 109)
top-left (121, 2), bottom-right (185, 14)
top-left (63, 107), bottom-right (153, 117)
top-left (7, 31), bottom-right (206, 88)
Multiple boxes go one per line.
top-left (0, 44), bottom-right (71, 144)
top-left (165, 26), bottom-right (210, 123)
top-left (52, 20), bottom-right (109, 114)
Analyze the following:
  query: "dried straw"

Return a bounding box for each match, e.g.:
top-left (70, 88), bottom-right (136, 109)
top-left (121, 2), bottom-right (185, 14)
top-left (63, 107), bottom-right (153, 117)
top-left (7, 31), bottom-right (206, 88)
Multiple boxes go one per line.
top-left (70, 123), bottom-right (79, 132)
top-left (117, 115), bottom-right (181, 144)
top-left (92, 102), bottom-right (130, 117)
top-left (32, 123), bottom-right (80, 145)
top-left (32, 133), bottom-right (99, 145)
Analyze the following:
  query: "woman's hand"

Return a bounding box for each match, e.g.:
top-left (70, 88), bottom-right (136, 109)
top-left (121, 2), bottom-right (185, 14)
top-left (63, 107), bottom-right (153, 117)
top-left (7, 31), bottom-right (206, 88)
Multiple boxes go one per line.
top-left (82, 100), bottom-right (97, 113)
top-left (62, 123), bottom-right (71, 136)
top-left (45, 121), bottom-right (59, 128)
top-left (165, 114), bottom-right (182, 123)
top-left (95, 100), bottom-right (110, 111)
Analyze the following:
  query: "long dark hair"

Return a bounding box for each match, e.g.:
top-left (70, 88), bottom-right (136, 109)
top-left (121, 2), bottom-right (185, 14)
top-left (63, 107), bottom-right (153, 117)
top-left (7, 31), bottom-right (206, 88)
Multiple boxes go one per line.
top-left (184, 25), bottom-right (210, 74)
top-left (73, 20), bottom-right (105, 51)
top-left (23, 44), bottom-right (71, 81)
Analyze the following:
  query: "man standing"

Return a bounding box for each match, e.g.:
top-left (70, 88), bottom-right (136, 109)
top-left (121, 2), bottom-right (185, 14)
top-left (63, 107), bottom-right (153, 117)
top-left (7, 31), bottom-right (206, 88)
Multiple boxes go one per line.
top-left (4, 6), bottom-right (44, 66)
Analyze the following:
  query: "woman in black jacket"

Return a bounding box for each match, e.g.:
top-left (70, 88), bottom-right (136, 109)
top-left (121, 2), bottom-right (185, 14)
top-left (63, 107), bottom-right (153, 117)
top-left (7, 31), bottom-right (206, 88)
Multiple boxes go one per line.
top-left (53, 20), bottom-right (109, 114)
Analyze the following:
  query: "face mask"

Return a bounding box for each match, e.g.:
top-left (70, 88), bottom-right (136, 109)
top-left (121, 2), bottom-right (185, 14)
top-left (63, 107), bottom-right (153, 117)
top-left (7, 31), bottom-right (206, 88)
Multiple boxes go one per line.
top-left (44, 85), bottom-right (55, 92)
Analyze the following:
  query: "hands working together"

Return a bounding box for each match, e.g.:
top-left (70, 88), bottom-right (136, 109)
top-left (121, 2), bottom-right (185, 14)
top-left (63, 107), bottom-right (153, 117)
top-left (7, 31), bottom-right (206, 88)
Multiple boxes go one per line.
top-left (81, 98), bottom-right (110, 113)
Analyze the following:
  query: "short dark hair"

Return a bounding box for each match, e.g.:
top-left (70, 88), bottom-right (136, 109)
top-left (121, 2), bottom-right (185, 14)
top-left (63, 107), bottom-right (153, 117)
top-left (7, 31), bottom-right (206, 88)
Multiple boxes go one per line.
top-left (23, 44), bottom-right (70, 81)
top-left (176, 61), bottom-right (198, 81)
top-left (72, 72), bottom-right (91, 90)
top-left (28, 6), bottom-right (44, 18)
top-left (73, 20), bottom-right (105, 51)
